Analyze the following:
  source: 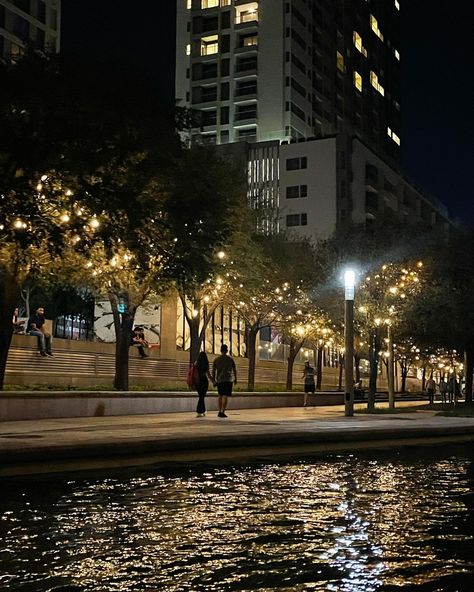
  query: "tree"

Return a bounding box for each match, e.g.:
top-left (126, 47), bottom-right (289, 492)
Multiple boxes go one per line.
top-left (165, 147), bottom-right (247, 364)
top-left (0, 51), bottom-right (183, 390)
top-left (356, 261), bottom-right (423, 409)
top-left (405, 231), bottom-right (474, 405)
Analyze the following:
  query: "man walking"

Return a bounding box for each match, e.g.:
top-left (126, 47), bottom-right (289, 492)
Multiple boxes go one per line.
top-left (426, 375), bottom-right (436, 405)
top-left (27, 306), bottom-right (53, 357)
top-left (212, 344), bottom-right (237, 418)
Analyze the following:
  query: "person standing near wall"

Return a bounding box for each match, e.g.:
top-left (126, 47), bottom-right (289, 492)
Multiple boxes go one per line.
top-left (212, 344), bottom-right (237, 418)
top-left (303, 361), bottom-right (316, 407)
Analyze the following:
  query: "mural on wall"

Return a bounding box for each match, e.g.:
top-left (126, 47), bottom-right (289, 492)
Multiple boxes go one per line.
top-left (94, 301), bottom-right (161, 344)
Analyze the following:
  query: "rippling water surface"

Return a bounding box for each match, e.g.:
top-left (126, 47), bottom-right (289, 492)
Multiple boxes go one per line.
top-left (1, 446), bottom-right (474, 591)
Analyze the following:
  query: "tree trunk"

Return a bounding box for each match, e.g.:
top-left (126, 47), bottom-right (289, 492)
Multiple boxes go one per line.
top-left (421, 366), bottom-right (426, 392)
top-left (112, 303), bottom-right (135, 391)
top-left (286, 350), bottom-right (297, 390)
top-left (246, 325), bottom-right (259, 391)
top-left (316, 345), bottom-right (323, 390)
top-left (0, 275), bottom-right (20, 390)
top-left (367, 328), bottom-right (380, 411)
top-left (354, 353), bottom-right (361, 383)
top-left (464, 344), bottom-right (474, 405)
top-left (189, 317), bottom-right (200, 365)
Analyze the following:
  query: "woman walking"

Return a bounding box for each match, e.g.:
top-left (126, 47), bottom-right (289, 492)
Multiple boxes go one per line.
top-left (195, 352), bottom-right (213, 417)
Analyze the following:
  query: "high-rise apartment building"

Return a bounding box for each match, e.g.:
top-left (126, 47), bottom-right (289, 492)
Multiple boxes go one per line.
top-left (176, 0), bottom-right (401, 164)
top-left (0, 0), bottom-right (60, 59)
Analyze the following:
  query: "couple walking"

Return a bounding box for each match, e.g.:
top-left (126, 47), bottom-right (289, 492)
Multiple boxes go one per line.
top-left (193, 344), bottom-right (237, 418)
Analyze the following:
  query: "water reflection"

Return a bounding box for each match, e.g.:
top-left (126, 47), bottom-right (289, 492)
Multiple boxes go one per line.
top-left (0, 447), bottom-right (473, 591)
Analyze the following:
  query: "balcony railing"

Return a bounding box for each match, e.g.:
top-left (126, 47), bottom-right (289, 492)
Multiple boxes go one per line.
top-left (235, 11), bottom-right (259, 25)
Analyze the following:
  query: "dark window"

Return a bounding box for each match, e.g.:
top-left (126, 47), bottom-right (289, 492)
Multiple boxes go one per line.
top-left (286, 214), bottom-right (301, 227)
top-left (238, 128), bottom-right (257, 141)
top-left (201, 110), bottom-right (217, 126)
top-left (201, 62), bottom-right (218, 79)
top-left (220, 59), bottom-right (229, 76)
top-left (37, 0), bottom-right (46, 23)
top-left (220, 106), bottom-right (229, 125)
top-left (301, 213), bottom-right (307, 225)
top-left (236, 104), bottom-right (257, 120)
top-left (202, 16), bottom-right (218, 33)
top-left (286, 185), bottom-right (308, 199)
top-left (221, 82), bottom-right (230, 100)
top-left (49, 8), bottom-right (57, 30)
top-left (35, 27), bottom-right (45, 50)
top-left (201, 86), bottom-right (218, 102)
top-left (221, 10), bottom-right (231, 29)
top-left (236, 56), bottom-right (257, 72)
top-left (13, 15), bottom-right (29, 42)
top-left (286, 157), bottom-right (307, 171)
top-left (0, 6), bottom-right (5, 28)
top-left (221, 35), bottom-right (230, 53)
top-left (365, 191), bottom-right (378, 211)
top-left (365, 164), bottom-right (378, 183)
top-left (12, 0), bottom-right (29, 13)
top-left (286, 186), bottom-right (300, 199)
top-left (236, 80), bottom-right (257, 96)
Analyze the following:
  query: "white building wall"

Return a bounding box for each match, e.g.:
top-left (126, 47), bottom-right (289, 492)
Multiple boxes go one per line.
top-left (280, 138), bottom-right (338, 241)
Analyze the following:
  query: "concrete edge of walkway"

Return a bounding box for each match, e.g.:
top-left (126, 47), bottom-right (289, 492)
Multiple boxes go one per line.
top-left (2, 422), bottom-right (474, 475)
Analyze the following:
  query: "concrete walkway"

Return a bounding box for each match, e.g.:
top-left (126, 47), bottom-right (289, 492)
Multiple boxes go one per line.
top-left (1, 402), bottom-right (473, 476)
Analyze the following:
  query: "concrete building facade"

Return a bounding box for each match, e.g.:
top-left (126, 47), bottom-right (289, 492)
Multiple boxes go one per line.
top-left (176, 0), bottom-right (401, 165)
top-left (0, 0), bottom-right (60, 59)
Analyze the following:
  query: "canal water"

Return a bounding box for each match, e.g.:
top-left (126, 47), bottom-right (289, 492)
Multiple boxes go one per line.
top-left (1, 445), bottom-right (473, 591)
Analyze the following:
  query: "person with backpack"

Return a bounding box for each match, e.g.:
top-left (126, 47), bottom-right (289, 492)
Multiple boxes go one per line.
top-left (191, 352), bottom-right (213, 417)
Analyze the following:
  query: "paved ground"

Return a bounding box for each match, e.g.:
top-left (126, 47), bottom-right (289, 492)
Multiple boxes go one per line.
top-left (1, 402), bottom-right (473, 476)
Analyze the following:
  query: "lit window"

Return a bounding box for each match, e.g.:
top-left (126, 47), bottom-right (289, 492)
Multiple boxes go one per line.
top-left (236, 3), bottom-right (259, 25)
top-left (394, 48), bottom-right (400, 60)
top-left (353, 32), bottom-right (368, 57)
top-left (201, 0), bottom-right (219, 8)
top-left (370, 71), bottom-right (384, 96)
top-left (387, 127), bottom-right (401, 145)
top-left (187, 0), bottom-right (192, 8)
top-left (186, 44), bottom-right (191, 55)
top-left (394, 0), bottom-right (400, 10)
top-left (354, 71), bottom-right (362, 92)
top-left (370, 15), bottom-right (384, 41)
top-left (337, 51), bottom-right (344, 72)
top-left (201, 35), bottom-right (219, 56)
top-left (221, 0), bottom-right (231, 5)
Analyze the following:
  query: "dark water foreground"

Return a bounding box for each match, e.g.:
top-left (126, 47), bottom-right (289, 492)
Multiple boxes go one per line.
top-left (1, 445), bottom-right (474, 592)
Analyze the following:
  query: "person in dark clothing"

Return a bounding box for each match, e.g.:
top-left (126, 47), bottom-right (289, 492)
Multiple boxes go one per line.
top-left (26, 307), bottom-right (52, 356)
top-left (303, 361), bottom-right (316, 406)
top-left (131, 326), bottom-right (149, 358)
top-left (194, 351), bottom-right (213, 417)
top-left (212, 344), bottom-right (237, 418)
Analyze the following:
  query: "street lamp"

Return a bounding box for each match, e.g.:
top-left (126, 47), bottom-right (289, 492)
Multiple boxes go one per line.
top-left (344, 269), bottom-right (356, 417)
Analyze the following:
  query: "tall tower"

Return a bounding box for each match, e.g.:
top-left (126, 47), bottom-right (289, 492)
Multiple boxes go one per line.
top-left (0, 0), bottom-right (61, 58)
top-left (176, 0), bottom-right (401, 164)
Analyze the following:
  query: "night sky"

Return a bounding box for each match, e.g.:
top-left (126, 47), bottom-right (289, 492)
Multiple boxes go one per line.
top-left (61, 0), bottom-right (474, 225)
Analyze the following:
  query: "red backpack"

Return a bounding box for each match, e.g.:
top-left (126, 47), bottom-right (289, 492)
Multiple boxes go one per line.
top-left (186, 363), bottom-right (200, 388)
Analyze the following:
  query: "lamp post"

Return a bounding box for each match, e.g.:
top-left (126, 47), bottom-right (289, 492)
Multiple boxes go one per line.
top-left (344, 270), bottom-right (355, 417)
top-left (387, 322), bottom-right (395, 409)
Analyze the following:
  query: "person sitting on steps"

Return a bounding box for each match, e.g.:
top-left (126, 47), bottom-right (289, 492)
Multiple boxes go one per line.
top-left (27, 306), bottom-right (53, 357)
top-left (131, 326), bottom-right (149, 358)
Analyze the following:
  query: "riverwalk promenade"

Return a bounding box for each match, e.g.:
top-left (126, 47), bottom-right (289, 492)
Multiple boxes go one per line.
top-left (1, 402), bottom-right (474, 477)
